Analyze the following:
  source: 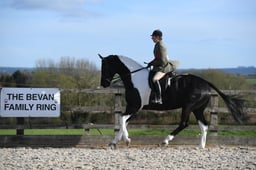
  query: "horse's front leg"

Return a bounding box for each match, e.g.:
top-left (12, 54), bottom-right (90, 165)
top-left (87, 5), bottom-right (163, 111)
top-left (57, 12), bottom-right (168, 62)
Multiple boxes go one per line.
top-left (110, 115), bottom-right (131, 148)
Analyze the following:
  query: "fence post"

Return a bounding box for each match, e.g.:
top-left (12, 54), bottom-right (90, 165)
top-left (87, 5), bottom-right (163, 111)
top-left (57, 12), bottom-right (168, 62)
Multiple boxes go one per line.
top-left (16, 117), bottom-right (25, 136)
top-left (209, 94), bottom-right (218, 136)
top-left (114, 90), bottom-right (122, 135)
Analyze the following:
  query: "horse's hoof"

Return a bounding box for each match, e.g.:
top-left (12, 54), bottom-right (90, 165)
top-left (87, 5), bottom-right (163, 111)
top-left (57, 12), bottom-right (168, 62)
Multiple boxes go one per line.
top-left (162, 135), bottom-right (173, 146)
top-left (125, 138), bottom-right (131, 146)
top-left (196, 145), bottom-right (205, 149)
top-left (161, 142), bottom-right (168, 146)
top-left (108, 143), bottom-right (117, 149)
top-left (162, 139), bottom-right (169, 146)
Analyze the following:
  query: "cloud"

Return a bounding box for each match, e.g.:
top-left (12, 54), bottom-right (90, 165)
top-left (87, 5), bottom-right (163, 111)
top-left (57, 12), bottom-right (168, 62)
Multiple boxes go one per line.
top-left (5, 0), bottom-right (100, 18)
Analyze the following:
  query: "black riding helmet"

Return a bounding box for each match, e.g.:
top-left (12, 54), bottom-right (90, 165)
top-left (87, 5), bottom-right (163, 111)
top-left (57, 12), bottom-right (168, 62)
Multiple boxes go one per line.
top-left (151, 29), bottom-right (162, 37)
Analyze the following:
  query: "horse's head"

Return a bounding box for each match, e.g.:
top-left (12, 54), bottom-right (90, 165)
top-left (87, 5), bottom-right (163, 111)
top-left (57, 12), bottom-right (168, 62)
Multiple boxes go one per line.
top-left (99, 54), bottom-right (116, 88)
top-left (99, 54), bottom-right (145, 89)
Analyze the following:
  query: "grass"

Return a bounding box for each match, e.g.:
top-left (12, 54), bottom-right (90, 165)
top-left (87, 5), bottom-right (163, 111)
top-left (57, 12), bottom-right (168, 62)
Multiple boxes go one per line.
top-left (0, 129), bottom-right (85, 136)
top-left (0, 129), bottom-right (255, 136)
top-left (246, 78), bottom-right (256, 85)
top-left (218, 130), bottom-right (256, 136)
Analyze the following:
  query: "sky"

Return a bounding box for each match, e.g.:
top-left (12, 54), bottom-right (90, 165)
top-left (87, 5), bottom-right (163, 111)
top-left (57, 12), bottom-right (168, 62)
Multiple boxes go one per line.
top-left (0, 0), bottom-right (255, 69)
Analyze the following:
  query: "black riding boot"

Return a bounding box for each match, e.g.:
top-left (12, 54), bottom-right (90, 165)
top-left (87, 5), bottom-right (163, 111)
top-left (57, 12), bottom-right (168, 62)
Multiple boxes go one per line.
top-left (153, 80), bottom-right (162, 104)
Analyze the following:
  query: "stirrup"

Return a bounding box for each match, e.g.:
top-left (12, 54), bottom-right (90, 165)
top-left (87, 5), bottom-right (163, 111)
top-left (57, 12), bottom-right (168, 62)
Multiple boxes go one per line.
top-left (156, 98), bottom-right (163, 104)
top-left (151, 97), bottom-right (162, 104)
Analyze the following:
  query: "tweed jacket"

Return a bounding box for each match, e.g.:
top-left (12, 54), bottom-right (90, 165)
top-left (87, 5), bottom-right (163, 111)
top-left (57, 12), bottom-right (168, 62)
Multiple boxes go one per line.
top-left (149, 40), bottom-right (172, 73)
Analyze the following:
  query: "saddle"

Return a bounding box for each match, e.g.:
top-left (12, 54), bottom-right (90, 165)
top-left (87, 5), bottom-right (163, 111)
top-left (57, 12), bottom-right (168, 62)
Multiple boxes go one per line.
top-left (148, 70), bottom-right (177, 94)
top-left (148, 71), bottom-right (178, 100)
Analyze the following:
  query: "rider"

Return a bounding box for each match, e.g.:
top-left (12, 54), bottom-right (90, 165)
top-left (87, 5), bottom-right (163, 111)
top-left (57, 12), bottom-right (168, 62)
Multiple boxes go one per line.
top-left (147, 29), bottom-right (172, 104)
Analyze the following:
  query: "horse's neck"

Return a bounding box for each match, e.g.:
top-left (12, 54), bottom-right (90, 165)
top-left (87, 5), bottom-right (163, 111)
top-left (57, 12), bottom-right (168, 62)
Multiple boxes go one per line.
top-left (117, 55), bottom-right (147, 88)
top-left (118, 55), bottom-right (143, 71)
top-left (117, 55), bottom-right (151, 106)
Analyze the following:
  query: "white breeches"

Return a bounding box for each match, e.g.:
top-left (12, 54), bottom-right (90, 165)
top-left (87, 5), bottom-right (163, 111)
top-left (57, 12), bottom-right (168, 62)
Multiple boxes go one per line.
top-left (153, 71), bottom-right (166, 82)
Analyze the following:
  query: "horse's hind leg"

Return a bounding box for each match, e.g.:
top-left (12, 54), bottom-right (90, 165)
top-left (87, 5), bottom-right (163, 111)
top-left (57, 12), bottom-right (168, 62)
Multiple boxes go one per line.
top-left (198, 121), bottom-right (208, 148)
top-left (193, 105), bottom-right (209, 148)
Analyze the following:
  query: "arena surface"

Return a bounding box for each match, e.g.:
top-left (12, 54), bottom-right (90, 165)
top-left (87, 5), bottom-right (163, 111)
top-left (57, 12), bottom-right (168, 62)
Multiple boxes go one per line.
top-left (1, 145), bottom-right (255, 169)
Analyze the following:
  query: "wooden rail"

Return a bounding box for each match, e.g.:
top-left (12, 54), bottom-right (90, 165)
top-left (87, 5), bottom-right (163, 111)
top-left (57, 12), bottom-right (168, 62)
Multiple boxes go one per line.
top-left (1, 135), bottom-right (256, 147)
top-left (61, 88), bottom-right (256, 136)
top-left (1, 88), bottom-right (255, 147)
top-left (62, 88), bottom-right (256, 113)
top-left (6, 88), bottom-right (256, 135)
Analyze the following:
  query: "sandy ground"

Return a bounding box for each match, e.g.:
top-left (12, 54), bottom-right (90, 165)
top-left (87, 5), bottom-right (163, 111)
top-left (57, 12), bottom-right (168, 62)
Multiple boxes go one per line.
top-left (1, 145), bottom-right (256, 170)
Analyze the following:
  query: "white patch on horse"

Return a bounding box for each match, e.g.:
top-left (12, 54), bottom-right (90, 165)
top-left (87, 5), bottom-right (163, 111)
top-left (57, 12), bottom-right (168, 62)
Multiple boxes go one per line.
top-left (163, 135), bottom-right (174, 145)
top-left (198, 121), bottom-right (208, 148)
top-left (118, 55), bottom-right (151, 107)
top-left (111, 114), bottom-right (131, 144)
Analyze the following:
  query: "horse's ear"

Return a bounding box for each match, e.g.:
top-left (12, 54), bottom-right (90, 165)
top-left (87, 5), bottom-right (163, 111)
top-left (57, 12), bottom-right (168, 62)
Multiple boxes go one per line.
top-left (98, 54), bottom-right (104, 60)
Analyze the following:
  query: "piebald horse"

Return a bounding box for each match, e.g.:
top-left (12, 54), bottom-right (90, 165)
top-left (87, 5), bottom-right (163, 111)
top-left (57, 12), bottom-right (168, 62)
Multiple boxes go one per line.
top-left (99, 54), bottom-right (245, 148)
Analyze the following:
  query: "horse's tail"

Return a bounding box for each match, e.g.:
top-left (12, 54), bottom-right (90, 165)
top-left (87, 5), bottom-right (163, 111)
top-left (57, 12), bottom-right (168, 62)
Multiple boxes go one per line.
top-left (206, 79), bottom-right (245, 124)
top-left (190, 74), bottom-right (245, 124)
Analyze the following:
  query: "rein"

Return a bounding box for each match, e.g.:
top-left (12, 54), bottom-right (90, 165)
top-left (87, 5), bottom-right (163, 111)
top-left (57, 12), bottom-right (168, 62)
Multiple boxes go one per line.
top-left (130, 67), bottom-right (148, 74)
top-left (112, 67), bottom-right (148, 83)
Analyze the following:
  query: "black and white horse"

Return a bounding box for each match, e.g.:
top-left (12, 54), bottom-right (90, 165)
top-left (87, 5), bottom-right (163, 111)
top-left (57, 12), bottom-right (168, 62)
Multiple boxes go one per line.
top-left (99, 54), bottom-right (245, 148)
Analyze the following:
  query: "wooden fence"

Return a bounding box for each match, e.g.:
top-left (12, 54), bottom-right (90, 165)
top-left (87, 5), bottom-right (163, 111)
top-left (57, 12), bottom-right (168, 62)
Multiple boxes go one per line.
top-left (0, 87), bottom-right (256, 147)
top-left (62, 88), bottom-right (256, 134)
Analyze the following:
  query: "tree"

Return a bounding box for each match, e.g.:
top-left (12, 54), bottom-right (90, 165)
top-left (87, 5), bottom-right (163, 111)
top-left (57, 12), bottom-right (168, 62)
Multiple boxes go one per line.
top-left (33, 57), bottom-right (99, 88)
top-left (0, 74), bottom-right (15, 87)
top-left (0, 70), bottom-right (32, 87)
top-left (32, 56), bottom-right (102, 106)
top-left (182, 69), bottom-right (251, 90)
top-left (12, 70), bottom-right (32, 87)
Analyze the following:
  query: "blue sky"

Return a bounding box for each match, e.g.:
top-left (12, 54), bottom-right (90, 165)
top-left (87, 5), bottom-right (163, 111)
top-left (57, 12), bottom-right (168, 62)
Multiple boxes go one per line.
top-left (0, 0), bottom-right (255, 69)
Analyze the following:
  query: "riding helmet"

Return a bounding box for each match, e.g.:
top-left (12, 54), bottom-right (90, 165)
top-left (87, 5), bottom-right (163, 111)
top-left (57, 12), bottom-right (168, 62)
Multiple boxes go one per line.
top-left (151, 29), bottom-right (163, 37)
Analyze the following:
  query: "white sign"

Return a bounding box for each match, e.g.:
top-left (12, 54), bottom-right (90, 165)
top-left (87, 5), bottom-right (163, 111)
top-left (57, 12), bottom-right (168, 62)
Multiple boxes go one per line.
top-left (0, 88), bottom-right (60, 117)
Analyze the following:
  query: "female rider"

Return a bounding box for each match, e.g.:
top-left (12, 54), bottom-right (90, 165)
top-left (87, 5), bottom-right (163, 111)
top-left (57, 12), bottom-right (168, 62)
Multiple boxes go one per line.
top-left (147, 29), bottom-right (172, 104)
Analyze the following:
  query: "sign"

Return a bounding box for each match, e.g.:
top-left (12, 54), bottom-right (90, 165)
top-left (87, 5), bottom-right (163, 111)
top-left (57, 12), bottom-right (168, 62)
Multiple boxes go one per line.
top-left (0, 88), bottom-right (60, 117)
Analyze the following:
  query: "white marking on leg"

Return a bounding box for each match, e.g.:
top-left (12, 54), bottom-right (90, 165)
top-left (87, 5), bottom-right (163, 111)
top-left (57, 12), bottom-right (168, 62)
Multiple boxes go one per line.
top-left (111, 127), bottom-right (123, 144)
top-left (112, 115), bottom-right (131, 144)
top-left (121, 115), bottom-right (131, 143)
top-left (163, 135), bottom-right (174, 145)
top-left (198, 121), bottom-right (208, 148)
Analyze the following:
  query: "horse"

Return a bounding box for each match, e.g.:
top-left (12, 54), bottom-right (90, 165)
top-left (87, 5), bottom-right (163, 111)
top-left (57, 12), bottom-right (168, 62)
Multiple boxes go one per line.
top-left (99, 54), bottom-right (245, 148)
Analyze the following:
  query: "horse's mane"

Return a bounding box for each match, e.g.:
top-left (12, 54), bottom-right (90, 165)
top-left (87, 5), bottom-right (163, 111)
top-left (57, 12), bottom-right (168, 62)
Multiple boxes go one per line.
top-left (117, 55), bottom-right (144, 72)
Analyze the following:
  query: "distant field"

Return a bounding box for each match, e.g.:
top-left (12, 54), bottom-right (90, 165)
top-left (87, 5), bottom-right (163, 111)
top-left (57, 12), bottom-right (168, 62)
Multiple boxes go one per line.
top-left (246, 78), bottom-right (256, 85)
